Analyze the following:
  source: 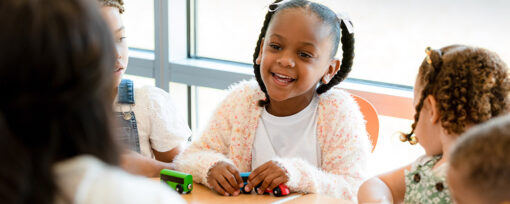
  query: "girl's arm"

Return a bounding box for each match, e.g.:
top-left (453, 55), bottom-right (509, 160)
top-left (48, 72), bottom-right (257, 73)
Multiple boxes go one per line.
top-left (173, 87), bottom-right (240, 188)
top-left (173, 109), bottom-right (234, 187)
top-left (358, 165), bottom-right (410, 204)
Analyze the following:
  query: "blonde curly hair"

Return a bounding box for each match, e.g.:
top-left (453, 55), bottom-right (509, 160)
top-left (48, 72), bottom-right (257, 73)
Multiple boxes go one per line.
top-left (403, 45), bottom-right (510, 141)
top-left (98, 0), bottom-right (124, 13)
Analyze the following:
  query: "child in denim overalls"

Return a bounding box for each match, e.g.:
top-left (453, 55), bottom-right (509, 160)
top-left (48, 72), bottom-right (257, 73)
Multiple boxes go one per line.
top-left (99, 0), bottom-right (191, 177)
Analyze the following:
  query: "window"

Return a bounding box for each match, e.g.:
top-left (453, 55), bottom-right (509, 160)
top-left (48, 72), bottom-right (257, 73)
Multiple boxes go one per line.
top-left (123, 0), bottom-right (155, 50)
top-left (194, 0), bottom-right (510, 86)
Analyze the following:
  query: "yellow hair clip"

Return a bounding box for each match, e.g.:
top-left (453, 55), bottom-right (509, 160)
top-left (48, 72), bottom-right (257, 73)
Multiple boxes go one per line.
top-left (399, 133), bottom-right (418, 145)
top-left (425, 47), bottom-right (433, 64)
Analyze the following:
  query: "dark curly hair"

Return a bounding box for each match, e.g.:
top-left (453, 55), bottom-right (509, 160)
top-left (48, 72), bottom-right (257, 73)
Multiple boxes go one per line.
top-left (0, 0), bottom-right (118, 203)
top-left (253, 0), bottom-right (355, 106)
top-left (402, 45), bottom-right (510, 142)
top-left (98, 0), bottom-right (125, 13)
top-left (449, 116), bottom-right (510, 203)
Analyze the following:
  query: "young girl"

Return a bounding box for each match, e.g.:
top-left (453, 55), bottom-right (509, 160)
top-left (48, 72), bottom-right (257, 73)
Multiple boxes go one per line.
top-left (357, 45), bottom-right (510, 203)
top-left (448, 115), bottom-right (510, 204)
top-left (98, 0), bottom-right (191, 177)
top-left (0, 0), bottom-right (185, 203)
top-left (175, 0), bottom-right (371, 200)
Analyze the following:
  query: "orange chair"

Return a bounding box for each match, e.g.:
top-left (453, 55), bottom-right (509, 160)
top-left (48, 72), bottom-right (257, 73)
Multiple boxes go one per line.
top-left (351, 94), bottom-right (379, 152)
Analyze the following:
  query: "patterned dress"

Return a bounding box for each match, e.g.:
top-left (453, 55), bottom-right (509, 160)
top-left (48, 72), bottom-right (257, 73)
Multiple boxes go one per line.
top-left (404, 155), bottom-right (452, 204)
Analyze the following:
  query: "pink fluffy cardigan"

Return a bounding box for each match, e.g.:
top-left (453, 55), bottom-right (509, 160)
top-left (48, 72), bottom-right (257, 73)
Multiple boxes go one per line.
top-left (175, 80), bottom-right (371, 200)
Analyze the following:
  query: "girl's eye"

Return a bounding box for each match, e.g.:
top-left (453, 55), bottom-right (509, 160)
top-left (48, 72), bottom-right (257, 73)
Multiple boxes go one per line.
top-left (269, 44), bottom-right (281, 50)
top-left (298, 51), bottom-right (312, 58)
top-left (118, 37), bottom-right (127, 43)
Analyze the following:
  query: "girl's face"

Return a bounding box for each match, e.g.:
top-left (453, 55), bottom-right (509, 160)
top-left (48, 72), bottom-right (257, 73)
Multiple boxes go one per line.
top-left (101, 6), bottom-right (128, 88)
top-left (256, 8), bottom-right (339, 104)
top-left (413, 77), bottom-right (443, 155)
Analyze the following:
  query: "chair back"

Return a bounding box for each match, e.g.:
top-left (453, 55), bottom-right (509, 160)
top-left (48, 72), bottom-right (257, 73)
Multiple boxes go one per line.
top-left (351, 94), bottom-right (379, 152)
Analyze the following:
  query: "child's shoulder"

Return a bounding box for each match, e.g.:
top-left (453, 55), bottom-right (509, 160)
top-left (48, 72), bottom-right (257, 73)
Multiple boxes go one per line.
top-left (224, 79), bottom-right (265, 104)
top-left (135, 85), bottom-right (168, 99)
top-left (227, 79), bottom-right (263, 95)
top-left (318, 87), bottom-right (359, 114)
top-left (133, 85), bottom-right (176, 108)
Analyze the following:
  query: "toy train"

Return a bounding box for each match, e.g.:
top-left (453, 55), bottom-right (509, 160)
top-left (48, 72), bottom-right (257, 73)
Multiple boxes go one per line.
top-left (240, 172), bottom-right (290, 197)
top-left (160, 169), bottom-right (193, 194)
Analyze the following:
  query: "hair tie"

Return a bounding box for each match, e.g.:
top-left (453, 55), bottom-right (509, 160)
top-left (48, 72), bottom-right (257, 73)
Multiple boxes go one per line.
top-left (268, 0), bottom-right (292, 12)
top-left (425, 46), bottom-right (443, 70)
top-left (425, 47), bottom-right (433, 64)
top-left (337, 13), bottom-right (354, 34)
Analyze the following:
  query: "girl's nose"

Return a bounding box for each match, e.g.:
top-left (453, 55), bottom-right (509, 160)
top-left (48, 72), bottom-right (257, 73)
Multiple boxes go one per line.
top-left (277, 52), bottom-right (295, 68)
top-left (115, 44), bottom-right (122, 59)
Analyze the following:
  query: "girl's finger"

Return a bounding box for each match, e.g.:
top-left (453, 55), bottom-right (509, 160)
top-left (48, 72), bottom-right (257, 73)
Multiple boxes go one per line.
top-left (248, 168), bottom-right (268, 192)
top-left (249, 161), bottom-right (270, 180)
top-left (258, 171), bottom-right (280, 194)
top-left (211, 179), bottom-right (227, 196)
top-left (222, 170), bottom-right (240, 191)
top-left (227, 165), bottom-right (244, 188)
top-left (267, 176), bottom-right (288, 191)
top-left (217, 173), bottom-right (236, 195)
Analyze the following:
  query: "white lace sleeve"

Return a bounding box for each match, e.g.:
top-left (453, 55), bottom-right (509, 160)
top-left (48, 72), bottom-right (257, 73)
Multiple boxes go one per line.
top-left (142, 86), bottom-right (191, 152)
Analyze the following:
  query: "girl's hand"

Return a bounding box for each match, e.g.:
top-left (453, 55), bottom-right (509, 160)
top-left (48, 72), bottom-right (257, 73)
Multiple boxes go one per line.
top-left (206, 161), bottom-right (244, 196)
top-left (245, 160), bottom-right (289, 194)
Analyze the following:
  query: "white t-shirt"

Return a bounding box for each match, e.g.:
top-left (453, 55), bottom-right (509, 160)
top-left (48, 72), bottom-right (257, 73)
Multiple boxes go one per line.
top-left (252, 95), bottom-right (320, 169)
top-left (53, 155), bottom-right (186, 204)
top-left (114, 86), bottom-right (191, 158)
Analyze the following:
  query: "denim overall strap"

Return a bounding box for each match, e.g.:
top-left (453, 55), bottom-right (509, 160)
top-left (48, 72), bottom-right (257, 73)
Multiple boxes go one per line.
top-left (115, 79), bottom-right (141, 153)
top-left (118, 79), bottom-right (135, 104)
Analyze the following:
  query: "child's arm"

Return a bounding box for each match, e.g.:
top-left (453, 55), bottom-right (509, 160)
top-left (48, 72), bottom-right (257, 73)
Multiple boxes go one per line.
top-left (174, 107), bottom-right (244, 195)
top-left (173, 110), bottom-right (235, 186)
top-left (358, 165), bottom-right (410, 204)
top-left (153, 145), bottom-right (182, 163)
top-left (173, 84), bottom-right (247, 191)
top-left (120, 150), bottom-right (176, 177)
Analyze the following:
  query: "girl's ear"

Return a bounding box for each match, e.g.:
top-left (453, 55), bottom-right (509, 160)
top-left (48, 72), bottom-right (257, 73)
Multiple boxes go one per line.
top-left (426, 95), bottom-right (440, 123)
top-left (255, 38), bottom-right (265, 65)
top-left (322, 58), bottom-right (341, 84)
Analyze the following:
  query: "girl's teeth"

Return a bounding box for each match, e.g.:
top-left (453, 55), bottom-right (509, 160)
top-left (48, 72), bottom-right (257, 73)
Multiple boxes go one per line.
top-left (275, 73), bottom-right (292, 79)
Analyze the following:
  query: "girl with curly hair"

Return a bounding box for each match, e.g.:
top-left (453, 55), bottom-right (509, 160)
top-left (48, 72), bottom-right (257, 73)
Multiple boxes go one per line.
top-left (358, 45), bottom-right (510, 203)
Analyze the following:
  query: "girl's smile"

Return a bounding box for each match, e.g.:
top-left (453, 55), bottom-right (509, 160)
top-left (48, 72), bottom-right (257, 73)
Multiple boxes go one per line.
top-left (256, 8), bottom-right (339, 116)
top-left (271, 72), bottom-right (296, 86)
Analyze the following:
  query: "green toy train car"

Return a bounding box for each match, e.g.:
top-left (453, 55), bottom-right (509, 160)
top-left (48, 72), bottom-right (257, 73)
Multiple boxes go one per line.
top-left (160, 169), bottom-right (193, 194)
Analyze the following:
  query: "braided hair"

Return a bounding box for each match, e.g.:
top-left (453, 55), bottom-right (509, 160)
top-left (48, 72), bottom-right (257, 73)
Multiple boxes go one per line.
top-left (401, 45), bottom-right (510, 143)
top-left (253, 0), bottom-right (355, 106)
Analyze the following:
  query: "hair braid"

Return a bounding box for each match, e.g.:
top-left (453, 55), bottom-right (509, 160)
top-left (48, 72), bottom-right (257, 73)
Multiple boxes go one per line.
top-left (317, 20), bottom-right (354, 94)
top-left (253, 0), bottom-right (283, 107)
top-left (401, 49), bottom-right (443, 142)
